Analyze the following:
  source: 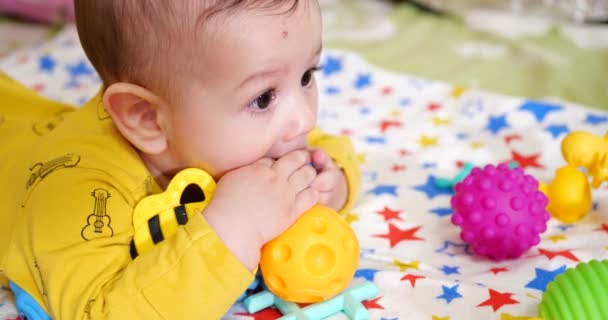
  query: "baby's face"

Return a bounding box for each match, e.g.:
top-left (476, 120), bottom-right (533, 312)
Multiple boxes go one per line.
top-left (166, 1), bottom-right (322, 179)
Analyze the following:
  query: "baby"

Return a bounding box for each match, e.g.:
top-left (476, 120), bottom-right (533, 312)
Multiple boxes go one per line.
top-left (0, 0), bottom-right (360, 319)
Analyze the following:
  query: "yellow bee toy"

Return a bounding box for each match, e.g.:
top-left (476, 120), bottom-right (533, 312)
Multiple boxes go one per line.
top-left (540, 131), bottom-right (607, 223)
top-left (130, 168), bottom-right (359, 303)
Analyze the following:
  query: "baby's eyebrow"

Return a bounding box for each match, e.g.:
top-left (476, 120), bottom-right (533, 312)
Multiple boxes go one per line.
top-left (236, 68), bottom-right (285, 90)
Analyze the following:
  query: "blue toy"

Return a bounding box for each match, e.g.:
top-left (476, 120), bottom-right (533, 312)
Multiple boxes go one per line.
top-left (243, 281), bottom-right (378, 320)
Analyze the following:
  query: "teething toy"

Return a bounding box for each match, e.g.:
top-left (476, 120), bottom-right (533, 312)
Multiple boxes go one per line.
top-left (538, 166), bottom-right (591, 223)
top-left (260, 204), bottom-right (360, 303)
top-left (130, 168), bottom-right (360, 304)
top-left (451, 163), bottom-right (550, 260)
top-left (130, 168), bottom-right (216, 258)
top-left (539, 259), bottom-right (608, 320)
top-left (561, 130), bottom-right (608, 188)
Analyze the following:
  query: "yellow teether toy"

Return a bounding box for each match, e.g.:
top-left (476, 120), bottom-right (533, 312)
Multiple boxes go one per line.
top-left (561, 130), bottom-right (608, 188)
top-left (539, 166), bottom-right (591, 223)
top-left (538, 130), bottom-right (607, 223)
top-left (130, 168), bottom-right (216, 258)
top-left (259, 204), bottom-right (360, 303)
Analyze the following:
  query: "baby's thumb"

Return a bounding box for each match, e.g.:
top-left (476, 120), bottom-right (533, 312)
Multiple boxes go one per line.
top-left (292, 188), bottom-right (319, 221)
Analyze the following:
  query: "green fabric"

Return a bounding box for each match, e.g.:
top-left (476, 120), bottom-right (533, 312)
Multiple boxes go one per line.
top-left (324, 3), bottom-right (608, 111)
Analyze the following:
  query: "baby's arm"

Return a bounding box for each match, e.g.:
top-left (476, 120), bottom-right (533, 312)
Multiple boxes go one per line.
top-left (308, 128), bottom-right (361, 214)
top-left (25, 169), bottom-right (253, 319)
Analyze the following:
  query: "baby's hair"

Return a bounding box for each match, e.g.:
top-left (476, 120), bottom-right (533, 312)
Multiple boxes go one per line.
top-left (74, 0), bottom-right (299, 100)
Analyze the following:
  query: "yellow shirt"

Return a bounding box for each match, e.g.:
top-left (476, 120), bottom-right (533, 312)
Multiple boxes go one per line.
top-left (0, 74), bottom-right (360, 319)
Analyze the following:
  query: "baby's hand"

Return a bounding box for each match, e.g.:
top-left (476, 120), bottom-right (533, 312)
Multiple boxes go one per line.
top-left (310, 149), bottom-right (348, 211)
top-left (203, 150), bottom-right (318, 271)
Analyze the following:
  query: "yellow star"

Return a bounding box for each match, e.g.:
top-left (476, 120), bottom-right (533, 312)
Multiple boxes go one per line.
top-left (547, 234), bottom-right (567, 243)
top-left (357, 153), bottom-right (367, 164)
top-left (393, 259), bottom-right (420, 272)
top-left (432, 117), bottom-right (450, 126)
top-left (391, 110), bottom-right (401, 118)
top-left (451, 86), bottom-right (466, 98)
top-left (470, 142), bottom-right (483, 149)
top-left (345, 212), bottom-right (359, 224)
top-left (419, 135), bottom-right (438, 147)
top-left (500, 313), bottom-right (541, 320)
top-left (432, 316), bottom-right (450, 320)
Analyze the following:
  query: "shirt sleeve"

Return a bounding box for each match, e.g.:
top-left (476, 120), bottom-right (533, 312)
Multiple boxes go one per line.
top-left (24, 168), bottom-right (254, 319)
top-left (308, 128), bottom-right (361, 214)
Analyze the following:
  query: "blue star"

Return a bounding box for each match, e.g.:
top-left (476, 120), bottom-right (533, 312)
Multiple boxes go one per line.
top-left (456, 132), bottom-right (468, 140)
top-left (525, 265), bottom-right (567, 292)
top-left (66, 60), bottom-right (94, 78)
top-left (556, 224), bottom-right (575, 232)
top-left (545, 124), bottom-right (570, 138)
top-left (362, 171), bottom-right (378, 182)
top-left (440, 265), bottom-right (460, 276)
top-left (436, 284), bottom-right (462, 304)
top-left (39, 55), bottom-right (56, 72)
top-left (462, 98), bottom-right (484, 117)
top-left (436, 241), bottom-right (472, 257)
top-left (519, 100), bottom-right (563, 123)
top-left (413, 176), bottom-right (454, 199)
top-left (360, 248), bottom-right (376, 259)
top-left (585, 113), bottom-right (608, 125)
top-left (400, 98), bottom-right (411, 106)
top-left (486, 114), bottom-right (510, 134)
top-left (354, 73), bottom-right (372, 89)
top-left (367, 184), bottom-right (398, 197)
top-left (381, 318), bottom-right (398, 320)
top-left (360, 107), bottom-right (370, 115)
top-left (322, 56), bottom-right (342, 76)
top-left (421, 162), bottom-right (437, 169)
top-left (355, 268), bottom-right (380, 281)
top-left (325, 86), bottom-right (341, 95)
top-left (366, 136), bottom-right (386, 144)
top-left (430, 207), bottom-right (453, 217)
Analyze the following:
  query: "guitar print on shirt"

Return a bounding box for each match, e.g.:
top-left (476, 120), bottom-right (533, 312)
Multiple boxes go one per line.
top-left (81, 188), bottom-right (114, 240)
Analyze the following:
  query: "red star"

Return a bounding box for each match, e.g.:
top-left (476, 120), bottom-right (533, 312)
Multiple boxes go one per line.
top-left (427, 103), bottom-right (442, 111)
top-left (376, 206), bottom-right (402, 221)
top-left (380, 120), bottom-right (403, 133)
top-left (362, 296), bottom-right (385, 310)
top-left (510, 151), bottom-right (544, 169)
top-left (18, 55), bottom-right (29, 64)
top-left (401, 273), bottom-right (425, 287)
top-left (477, 289), bottom-right (519, 312)
top-left (374, 224), bottom-right (423, 247)
top-left (32, 83), bottom-right (45, 93)
top-left (455, 160), bottom-right (465, 169)
top-left (538, 248), bottom-right (579, 262)
top-left (489, 267), bottom-right (509, 275)
top-left (399, 149), bottom-right (412, 157)
top-left (381, 87), bottom-right (394, 95)
top-left (234, 308), bottom-right (282, 319)
top-left (348, 98), bottom-right (365, 106)
top-left (340, 128), bottom-right (353, 136)
top-left (595, 224), bottom-right (608, 233)
top-left (504, 134), bottom-right (522, 144)
top-left (391, 164), bottom-right (406, 172)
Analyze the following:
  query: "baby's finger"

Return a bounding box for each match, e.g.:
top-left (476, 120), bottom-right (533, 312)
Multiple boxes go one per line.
top-left (292, 188), bottom-right (318, 220)
top-left (288, 164), bottom-right (317, 194)
top-left (311, 170), bottom-right (337, 192)
top-left (253, 157), bottom-right (274, 168)
top-left (272, 150), bottom-right (311, 176)
top-left (310, 149), bottom-right (328, 170)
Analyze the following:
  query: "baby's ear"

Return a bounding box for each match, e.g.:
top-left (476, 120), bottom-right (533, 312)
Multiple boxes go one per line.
top-left (102, 83), bottom-right (169, 155)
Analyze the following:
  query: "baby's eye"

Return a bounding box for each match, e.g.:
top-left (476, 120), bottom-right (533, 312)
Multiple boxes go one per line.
top-left (301, 66), bottom-right (321, 87)
top-left (249, 89), bottom-right (275, 111)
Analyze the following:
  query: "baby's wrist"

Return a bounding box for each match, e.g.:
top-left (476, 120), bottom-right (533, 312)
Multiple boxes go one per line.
top-left (203, 202), bottom-right (262, 271)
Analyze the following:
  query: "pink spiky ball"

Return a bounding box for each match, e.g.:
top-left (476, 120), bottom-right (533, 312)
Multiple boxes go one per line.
top-left (450, 163), bottom-right (550, 260)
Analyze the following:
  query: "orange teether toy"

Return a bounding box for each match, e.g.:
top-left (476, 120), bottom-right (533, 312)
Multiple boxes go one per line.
top-left (259, 204), bottom-right (359, 303)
